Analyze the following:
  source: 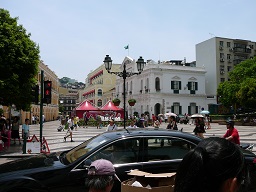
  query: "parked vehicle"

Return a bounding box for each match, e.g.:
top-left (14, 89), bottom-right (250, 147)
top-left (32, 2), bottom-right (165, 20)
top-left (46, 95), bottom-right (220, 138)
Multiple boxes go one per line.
top-left (0, 129), bottom-right (255, 192)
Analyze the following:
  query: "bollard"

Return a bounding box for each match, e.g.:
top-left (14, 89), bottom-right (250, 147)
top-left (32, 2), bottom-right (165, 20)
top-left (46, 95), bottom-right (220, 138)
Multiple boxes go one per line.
top-left (22, 133), bottom-right (27, 154)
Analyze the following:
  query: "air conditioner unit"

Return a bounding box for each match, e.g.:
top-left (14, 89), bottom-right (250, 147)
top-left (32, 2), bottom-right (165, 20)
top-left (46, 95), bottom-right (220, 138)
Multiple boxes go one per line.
top-left (219, 46), bottom-right (223, 50)
top-left (220, 58), bottom-right (225, 62)
top-left (220, 71), bottom-right (225, 74)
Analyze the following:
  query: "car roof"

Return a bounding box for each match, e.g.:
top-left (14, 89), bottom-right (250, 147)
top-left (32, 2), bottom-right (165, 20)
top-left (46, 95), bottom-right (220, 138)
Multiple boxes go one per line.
top-left (100, 128), bottom-right (202, 143)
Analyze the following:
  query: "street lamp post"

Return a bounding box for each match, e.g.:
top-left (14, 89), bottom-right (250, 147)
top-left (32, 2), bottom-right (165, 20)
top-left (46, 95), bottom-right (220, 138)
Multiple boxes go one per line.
top-left (104, 55), bottom-right (145, 130)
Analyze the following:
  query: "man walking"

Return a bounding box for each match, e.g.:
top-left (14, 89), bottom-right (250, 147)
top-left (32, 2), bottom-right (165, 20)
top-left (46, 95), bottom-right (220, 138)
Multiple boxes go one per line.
top-left (64, 116), bottom-right (74, 142)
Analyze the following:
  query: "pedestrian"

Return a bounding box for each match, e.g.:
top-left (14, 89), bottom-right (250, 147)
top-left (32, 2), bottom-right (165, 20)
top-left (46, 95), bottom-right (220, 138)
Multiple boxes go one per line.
top-left (22, 118), bottom-right (30, 140)
top-left (106, 119), bottom-right (118, 132)
top-left (166, 116), bottom-right (178, 130)
top-left (205, 114), bottom-right (211, 129)
top-left (96, 115), bottom-right (102, 129)
top-left (74, 115), bottom-right (79, 130)
top-left (144, 114), bottom-right (149, 127)
top-left (154, 119), bottom-right (160, 128)
top-left (64, 116), bottom-right (74, 142)
top-left (174, 137), bottom-right (245, 192)
top-left (85, 159), bottom-right (120, 192)
top-left (84, 113), bottom-right (89, 128)
top-left (11, 116), bottom-right (21, 145)
top-left (32, 115), bottom-right (35, 124)
top-left (223, 119), bottom-right (240, 145)
top-left (164, 114), bottom-right (168, 123)
top-left (0, 116), bottom-right (8, 149)
top-left (193, 117), bottom-right (205, 138)
top-left (136, 114), bottom-right (145, 128)
top-left (127, 119), bottom-right (137, 128)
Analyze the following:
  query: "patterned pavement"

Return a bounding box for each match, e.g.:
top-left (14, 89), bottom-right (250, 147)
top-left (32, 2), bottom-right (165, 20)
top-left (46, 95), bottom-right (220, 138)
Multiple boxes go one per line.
top-left (0, 120), bottom-right (256, 164)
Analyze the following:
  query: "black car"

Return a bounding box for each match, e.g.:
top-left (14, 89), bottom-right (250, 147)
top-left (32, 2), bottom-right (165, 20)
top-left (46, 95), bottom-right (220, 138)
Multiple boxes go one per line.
top-left (0, 128), bottom-right (255, 192)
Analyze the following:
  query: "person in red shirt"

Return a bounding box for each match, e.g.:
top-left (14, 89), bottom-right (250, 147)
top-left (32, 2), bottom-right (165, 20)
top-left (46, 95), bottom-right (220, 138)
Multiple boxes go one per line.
top-left (223, 119), bottom-right (240, 145)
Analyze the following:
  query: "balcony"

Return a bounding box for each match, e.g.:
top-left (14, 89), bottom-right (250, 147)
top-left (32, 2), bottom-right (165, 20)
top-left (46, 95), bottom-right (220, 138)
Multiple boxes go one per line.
top-left (233, 47), bottom-right (251, 54)
top-left (233, 59), bottom-right (245, 65)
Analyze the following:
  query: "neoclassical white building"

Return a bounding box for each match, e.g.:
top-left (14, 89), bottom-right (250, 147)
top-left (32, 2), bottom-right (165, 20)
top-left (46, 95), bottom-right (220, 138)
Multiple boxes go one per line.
top-left (114, 56), bottom-right (216, 116)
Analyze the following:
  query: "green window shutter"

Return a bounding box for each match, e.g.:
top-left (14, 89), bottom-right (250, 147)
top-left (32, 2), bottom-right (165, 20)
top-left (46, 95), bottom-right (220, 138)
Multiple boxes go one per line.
top-left (179, 106), bottom-right (182, 114)
top-left (171, 106), bottom-right (174, 112)
top-left (188, 106), bottom-right (191, 114)
top-left (195, 82), bottom-right (198, 90)
top-left (188, 82), bottom-right (191, 90)
top-left (171, 81), bottom-right (174, 89)
top-left (196, 106), bottom-right (198, 113)
top-left (179, 81), bottom-right (181, 90)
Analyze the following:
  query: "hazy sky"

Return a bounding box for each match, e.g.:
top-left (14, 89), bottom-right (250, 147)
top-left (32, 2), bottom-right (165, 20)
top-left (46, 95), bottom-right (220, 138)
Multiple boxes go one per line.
top-left (2, 0), bottom-right (256, 82)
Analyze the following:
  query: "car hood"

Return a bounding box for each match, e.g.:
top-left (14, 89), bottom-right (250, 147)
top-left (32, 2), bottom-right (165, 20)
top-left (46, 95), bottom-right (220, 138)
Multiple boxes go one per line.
top-left (0, 152), bottom-right (62, 174)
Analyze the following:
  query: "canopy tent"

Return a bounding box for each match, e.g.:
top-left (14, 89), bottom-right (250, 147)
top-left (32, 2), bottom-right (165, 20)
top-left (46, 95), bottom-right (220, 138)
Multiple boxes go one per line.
top-left (101, 100), bottom-right (122, 111)
top-left (100, 100), bottom-right (124, 119)
top-left (75, 100), bottom-right (124, 119)
top-left (76, 100), bottom-right (99, 111)
top-left (75, 100), bottom-right (101, 118)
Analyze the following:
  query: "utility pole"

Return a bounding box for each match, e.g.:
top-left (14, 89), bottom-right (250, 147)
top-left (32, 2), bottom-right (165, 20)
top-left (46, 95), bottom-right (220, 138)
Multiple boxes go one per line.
top-left (40, 70), bottom-right (44, 147)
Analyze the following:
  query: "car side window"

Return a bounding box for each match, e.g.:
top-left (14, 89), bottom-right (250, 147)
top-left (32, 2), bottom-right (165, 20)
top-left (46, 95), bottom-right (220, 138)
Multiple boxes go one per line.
top-left (88, 138), bottom-right (140, 164)
top-left (145, 137), bottom-right (196, 161)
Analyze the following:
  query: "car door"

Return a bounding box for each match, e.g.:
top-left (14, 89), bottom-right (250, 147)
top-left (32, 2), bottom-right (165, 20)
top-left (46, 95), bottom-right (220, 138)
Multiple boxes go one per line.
top-left (71, 137), bottom-right (143, 192)
top-left (140, 136), bottom-right (196, 174)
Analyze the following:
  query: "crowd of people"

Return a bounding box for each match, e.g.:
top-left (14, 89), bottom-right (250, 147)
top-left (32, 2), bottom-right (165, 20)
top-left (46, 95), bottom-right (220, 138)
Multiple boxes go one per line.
top-left (0, 115), bottom-right (33, 151)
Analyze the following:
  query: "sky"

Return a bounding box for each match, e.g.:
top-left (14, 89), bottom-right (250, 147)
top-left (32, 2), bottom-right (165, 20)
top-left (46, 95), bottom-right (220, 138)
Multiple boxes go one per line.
top-left (2, 0), bottom-right (256, 82)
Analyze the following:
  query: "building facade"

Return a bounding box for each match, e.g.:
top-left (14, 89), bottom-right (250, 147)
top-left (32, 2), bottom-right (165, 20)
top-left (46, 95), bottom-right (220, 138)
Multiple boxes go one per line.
top-left (115, 56), bottom-right (215, 117)
top-left (29, 61), bottom-right (59, 122)
top-left (59, 87), bottom-right (79, 117)
top-left (82, 63), bottom-right (121, 107)
top-left (196, 37), bottom-right (256, 100)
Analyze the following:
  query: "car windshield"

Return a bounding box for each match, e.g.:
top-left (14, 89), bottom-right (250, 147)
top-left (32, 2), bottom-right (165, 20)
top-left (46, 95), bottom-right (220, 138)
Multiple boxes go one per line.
top-left (65, 134), bottom-right (110, 163)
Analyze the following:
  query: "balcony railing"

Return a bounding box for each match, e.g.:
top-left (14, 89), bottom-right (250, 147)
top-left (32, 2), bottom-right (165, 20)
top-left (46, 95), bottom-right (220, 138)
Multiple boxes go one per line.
top-left (233, 47), bottom-right (251, 54)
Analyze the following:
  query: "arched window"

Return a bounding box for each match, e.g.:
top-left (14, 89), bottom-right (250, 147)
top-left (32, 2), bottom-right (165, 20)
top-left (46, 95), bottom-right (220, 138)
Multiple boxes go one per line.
top-left (97, 99), bottom-right (102, 107)
top-left (98, 89), bottom-right (102, 96)
top-left (155, 77), bottom-right (160, 91)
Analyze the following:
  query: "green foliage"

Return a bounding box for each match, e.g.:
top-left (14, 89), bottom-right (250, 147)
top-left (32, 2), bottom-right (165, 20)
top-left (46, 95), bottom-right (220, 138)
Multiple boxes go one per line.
top-left (0, 9), bottom-right (40, 111)
top-left (217, 57), bottom-right (256, 109)
top-left (128, 99), bottom-right (136, 103)
top-left (112, 98), bottom-right (121, 103)
top-left (144, 111), bottom-right (149, 115)
top-left (59, 105), bottom-right (64, 113)
top-left (59, 77), bottom-right (71, 84)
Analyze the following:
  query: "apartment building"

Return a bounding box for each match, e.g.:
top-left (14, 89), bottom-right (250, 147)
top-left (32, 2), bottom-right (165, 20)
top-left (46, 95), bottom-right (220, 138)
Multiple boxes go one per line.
top-left (59, 87), bottom-right (79, 117)
top-left (196, 37), bottom-right (256, 100)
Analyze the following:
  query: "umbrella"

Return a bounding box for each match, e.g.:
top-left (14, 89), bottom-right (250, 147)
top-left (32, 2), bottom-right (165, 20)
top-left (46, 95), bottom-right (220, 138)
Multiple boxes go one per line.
top-left (200, 110), bottom-right (210, 114)
top-left (191, 114), bottom-right (204, 118)
top-left (158, 114), bottom-right (164, 116)
top-left (165, 112), bottom-right (177, 117)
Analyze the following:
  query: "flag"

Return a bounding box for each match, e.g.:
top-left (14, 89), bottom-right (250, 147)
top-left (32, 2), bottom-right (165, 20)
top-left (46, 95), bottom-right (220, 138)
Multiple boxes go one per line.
top-left (124, 44), bottom-right (129, 49)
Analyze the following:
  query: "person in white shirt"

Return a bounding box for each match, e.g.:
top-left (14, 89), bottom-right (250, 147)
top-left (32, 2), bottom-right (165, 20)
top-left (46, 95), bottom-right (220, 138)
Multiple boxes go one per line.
top-left (106, 119), bottom-right (118, 132)
top-left (127, 120), bottom-right (137, 128)
top-left (64, 116), bottom-right (74, 142)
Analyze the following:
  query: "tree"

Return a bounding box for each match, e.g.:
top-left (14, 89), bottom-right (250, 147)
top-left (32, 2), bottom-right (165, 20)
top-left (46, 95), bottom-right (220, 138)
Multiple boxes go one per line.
top-left (217, 57), bottom-right (256, 110)
top-left (59, 77), bottom-right (71, 84)
top-left (0, 9), bottom-right (40, 111)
